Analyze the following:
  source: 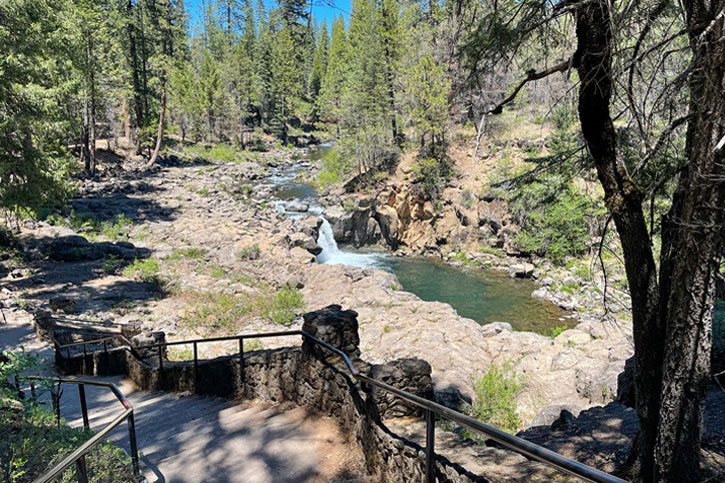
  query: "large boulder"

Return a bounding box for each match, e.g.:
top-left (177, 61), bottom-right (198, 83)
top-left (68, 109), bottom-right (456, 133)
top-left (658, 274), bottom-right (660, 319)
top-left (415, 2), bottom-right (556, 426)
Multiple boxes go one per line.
top-left (324, 205), bottom-right (355, 242)
top-left (46, 235), bottom-right (96, 261)
top-left (508, 263), bottom-right (535, 278)
top-left (46, 235), bottom-right (139, 261)
top-left (375, 205), bottom-right (400, 245)
top-left (288, 232), bottom-right (322, 255)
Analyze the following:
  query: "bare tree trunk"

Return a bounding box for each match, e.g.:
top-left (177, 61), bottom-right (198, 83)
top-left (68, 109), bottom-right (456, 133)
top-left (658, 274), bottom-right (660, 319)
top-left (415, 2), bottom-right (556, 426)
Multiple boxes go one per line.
top-left (121, 97), bottom-right (131, 140)
top-left (472, 113), bottom-right (486, 162)
top-left (88, 44), bottom-right (97, 176)
top-left (574, 2), bottom-right (664, 480)
top-left (146, 82), bottom-right (167, 168)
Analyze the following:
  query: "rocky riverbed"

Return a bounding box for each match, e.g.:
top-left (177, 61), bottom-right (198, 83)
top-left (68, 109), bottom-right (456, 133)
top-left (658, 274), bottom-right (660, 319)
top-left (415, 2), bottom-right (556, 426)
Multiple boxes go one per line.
top-left (0, 147), bottom-right (636, 428)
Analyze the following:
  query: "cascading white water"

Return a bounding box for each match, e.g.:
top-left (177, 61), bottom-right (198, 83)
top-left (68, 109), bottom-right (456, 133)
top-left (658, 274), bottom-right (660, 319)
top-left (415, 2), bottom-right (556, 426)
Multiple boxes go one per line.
top-left (315, 217), bottom-right (385, 268)
top-left (316, 217), bottom-right (342, 264)
top-left (267, 147), bottom-right (386, 269)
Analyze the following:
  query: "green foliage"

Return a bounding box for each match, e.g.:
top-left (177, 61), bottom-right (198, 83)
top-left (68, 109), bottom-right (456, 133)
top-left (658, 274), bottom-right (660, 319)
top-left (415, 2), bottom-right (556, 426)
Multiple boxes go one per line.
top-left (544, 325), bottom-right (567, 339)
top-left (0, 405), bottom-right (135, 483)
top-left (102, 255), bottom-right (124, 274)
top-left (168, 248), bottom-right (207, 261)
top-left (259, 285), bottom-right (306, 325)
top-left (512, 178), bottom-right (601, 263)
top-left (0, 0), bottom-right (77, 216)
top-left (181, 291), bottom-right (255, 333)
top-left (412, 156), bottom-right (452, 201)
top-left (316, 146), bottom-right (350, 187)
top-left (47, 212), bottom-right (134, 242)
top-left (471, 362), bottom-right (523, 433)
top-left (122, 258), bottom-right (166, 292)
top-left (1, 350), bottom-right (134, 482)
top-left (403, 54), bottom-right (450, 145)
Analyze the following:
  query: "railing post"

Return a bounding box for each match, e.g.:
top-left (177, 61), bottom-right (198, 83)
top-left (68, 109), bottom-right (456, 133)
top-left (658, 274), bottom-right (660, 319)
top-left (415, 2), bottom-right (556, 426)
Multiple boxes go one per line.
top-left (79, 384), bottom-right (89, 429)
top-left (239, 337), bottom-right (245, 386)
top-left (127, 412), bottom-right (140, 477)
top-left (75, 455), bottom-right (89, 483)
top-left (158, 345), bottom-right (164, 387)
top-left (425, 409), bottom-right (435, 483)
top-left (193, 342), bottom-right (198, 391)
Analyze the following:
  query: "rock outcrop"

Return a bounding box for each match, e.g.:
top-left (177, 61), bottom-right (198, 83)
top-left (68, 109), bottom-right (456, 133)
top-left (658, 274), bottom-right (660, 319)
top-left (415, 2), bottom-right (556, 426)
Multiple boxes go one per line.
top-left (323, 183), bottom-right (521, 255)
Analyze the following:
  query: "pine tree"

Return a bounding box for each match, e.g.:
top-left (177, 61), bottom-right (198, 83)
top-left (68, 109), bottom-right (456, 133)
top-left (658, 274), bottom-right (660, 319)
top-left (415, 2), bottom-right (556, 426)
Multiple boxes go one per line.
top-left (0, 0), bottom-right (76, 215)
top-left (319, 15), bottom-right (348, 127)
top-left (308, 21), bottom-right (329, 119)
top-left (404, 55), bottom-right (450, 146)
top-left (270, 20), bottom-right (302, 142)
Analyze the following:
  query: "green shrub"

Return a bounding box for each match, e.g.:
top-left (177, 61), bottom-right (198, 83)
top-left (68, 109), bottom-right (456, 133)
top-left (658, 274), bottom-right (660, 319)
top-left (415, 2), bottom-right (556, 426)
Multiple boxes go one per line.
top-left (411, 157), bottom-right (452, 201)
top-left (511, 175), bottom-right (603, 263)
top-left (544, 325), bottom-right (567, 339)
top-left (471, 362), bottom-right (523, 433)
top-left (1, 351), bottom-right (135, 482)
top-left (260, 286), bottom-right (305, 325)
top-left (100, 213), bottom-right (134, 241)
top-left (102, 255), bottom-right (124, 274)
top-left (207, 145), bottom-right (236, 163)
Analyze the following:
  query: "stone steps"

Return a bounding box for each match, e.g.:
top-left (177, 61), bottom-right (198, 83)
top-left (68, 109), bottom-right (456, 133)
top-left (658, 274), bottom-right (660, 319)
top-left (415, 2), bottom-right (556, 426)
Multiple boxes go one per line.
top-left (50, 375), bottom-right (333, 482)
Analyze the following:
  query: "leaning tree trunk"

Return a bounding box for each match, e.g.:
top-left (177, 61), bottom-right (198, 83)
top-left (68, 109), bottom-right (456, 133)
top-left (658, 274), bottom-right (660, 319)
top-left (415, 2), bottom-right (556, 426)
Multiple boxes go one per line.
top-left (653, 1), bottom-right (725, 480)
top-left (574, 1), bottom-right (665, 480)
top-left (146, 81), bottom-right (167, 168)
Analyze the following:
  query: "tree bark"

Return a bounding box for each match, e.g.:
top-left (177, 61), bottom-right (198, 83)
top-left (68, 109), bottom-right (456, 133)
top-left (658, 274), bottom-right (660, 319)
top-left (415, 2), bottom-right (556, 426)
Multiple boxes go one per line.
top-left (653, 1), bottom-right (725, 479)
top-left (574, 2), bottom-right (664, 479)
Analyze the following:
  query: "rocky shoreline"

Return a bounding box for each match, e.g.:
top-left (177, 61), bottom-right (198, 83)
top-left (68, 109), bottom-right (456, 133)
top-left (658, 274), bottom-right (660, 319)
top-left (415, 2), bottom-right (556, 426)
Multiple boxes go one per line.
top-left (0, 145), bottom-right (635, 430)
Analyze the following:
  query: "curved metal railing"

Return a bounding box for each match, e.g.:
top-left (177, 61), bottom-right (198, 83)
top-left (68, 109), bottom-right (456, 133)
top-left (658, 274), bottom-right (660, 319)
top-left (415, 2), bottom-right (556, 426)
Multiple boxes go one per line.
top-left (52, 329), bottom-right (626, 483)
top-left (26, 376), bottom-right (140, 483)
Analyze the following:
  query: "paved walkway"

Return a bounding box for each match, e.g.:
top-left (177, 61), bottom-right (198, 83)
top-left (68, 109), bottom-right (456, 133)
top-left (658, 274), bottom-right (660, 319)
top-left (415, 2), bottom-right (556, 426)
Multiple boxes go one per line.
top-left (0, 307), bottom-right (366, 482)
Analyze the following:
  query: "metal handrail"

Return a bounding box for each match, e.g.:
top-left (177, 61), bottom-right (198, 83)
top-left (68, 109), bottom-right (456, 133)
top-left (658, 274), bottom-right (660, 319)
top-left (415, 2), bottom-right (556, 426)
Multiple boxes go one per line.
top-left (26, 376), bottom-right (140, 483)
top-left (56, 329), bottom-right (626, 483)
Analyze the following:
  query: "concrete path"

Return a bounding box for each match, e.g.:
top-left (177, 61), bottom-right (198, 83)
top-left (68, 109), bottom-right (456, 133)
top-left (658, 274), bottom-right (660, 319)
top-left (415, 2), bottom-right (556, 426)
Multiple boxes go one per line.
top-left (0, 308), bottom-right (367, 482)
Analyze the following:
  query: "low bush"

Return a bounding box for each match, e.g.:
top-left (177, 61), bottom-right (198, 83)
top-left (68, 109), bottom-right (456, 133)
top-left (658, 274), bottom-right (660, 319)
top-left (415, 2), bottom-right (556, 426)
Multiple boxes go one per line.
top-left (122, 258), bottom-right (166, 292)
top-left (471, 362), bottom-right (523, 433)
top-left (1, 351), bottom-right (135, 482)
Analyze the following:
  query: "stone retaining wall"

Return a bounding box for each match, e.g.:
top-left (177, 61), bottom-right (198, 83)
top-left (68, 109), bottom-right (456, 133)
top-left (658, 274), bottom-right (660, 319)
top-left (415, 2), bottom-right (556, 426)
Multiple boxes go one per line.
top-left (46, 305), bottom-right (559, 482)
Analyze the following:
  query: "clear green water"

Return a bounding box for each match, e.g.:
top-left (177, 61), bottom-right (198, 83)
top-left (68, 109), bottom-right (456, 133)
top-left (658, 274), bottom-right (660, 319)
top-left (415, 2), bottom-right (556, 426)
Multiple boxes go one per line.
top-left (284, 143), bottom-right (572, 333)
top-left (379, 256), bottom-right (572, 332)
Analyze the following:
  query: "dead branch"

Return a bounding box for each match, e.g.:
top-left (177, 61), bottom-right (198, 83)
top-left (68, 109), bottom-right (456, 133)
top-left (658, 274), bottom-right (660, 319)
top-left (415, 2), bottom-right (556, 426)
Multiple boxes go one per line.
top-left (487, 58), bottom-right (573, 115)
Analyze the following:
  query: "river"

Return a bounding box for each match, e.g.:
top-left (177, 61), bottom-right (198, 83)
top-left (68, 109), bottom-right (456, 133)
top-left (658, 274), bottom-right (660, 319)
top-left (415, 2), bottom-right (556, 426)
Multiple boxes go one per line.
top-left (270, 144), bottom-right (572, 332)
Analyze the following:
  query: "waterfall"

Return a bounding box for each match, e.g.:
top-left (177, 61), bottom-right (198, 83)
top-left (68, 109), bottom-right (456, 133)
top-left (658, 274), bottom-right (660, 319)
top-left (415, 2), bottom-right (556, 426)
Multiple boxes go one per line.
top-left (316, 217), bottom-right (341, 264)
top-left (315, 216), bottom-right (385, 268)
